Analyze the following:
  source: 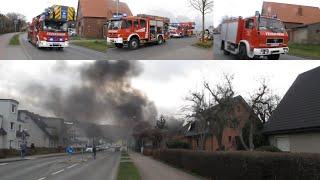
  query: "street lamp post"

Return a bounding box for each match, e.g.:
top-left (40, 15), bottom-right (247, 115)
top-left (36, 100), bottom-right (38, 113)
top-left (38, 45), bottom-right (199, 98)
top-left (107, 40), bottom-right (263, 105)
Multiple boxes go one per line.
top-left (116, 0), bottom-right (119, 16)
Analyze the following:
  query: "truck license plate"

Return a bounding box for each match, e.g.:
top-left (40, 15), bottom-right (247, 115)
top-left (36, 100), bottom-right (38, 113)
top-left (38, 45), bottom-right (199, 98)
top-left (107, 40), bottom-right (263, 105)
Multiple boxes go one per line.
top-left (270, 43), bottom-right (279, 47)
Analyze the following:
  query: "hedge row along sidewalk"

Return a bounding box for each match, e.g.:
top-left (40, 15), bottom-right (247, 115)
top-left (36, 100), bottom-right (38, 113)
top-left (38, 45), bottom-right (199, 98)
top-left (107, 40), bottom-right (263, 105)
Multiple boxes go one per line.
top-left (152, 149), bottom-right (320, 180)
top-left (117, 151), bottom-right (141, 180)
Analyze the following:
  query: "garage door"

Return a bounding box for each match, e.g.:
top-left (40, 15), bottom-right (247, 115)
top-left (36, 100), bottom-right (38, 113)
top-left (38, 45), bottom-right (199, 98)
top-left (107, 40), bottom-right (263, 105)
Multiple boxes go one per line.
top-left (276, 137), bottom-right (290, 151)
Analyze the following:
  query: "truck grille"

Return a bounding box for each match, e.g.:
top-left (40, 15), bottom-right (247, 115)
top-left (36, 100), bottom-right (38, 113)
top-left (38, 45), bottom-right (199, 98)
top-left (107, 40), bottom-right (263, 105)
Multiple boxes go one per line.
top-left (266, 38), bottom-right (284, 44)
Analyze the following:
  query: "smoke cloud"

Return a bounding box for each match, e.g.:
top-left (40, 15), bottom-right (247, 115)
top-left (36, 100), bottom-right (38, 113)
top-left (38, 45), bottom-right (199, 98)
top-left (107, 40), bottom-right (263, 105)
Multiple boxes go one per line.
top-left (24, 61), bottom-right (158, 130)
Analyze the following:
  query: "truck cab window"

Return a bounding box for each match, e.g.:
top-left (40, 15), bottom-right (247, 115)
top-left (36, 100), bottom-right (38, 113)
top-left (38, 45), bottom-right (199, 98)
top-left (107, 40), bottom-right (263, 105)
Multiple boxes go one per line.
top-left (245, 19), bottom-right (254, 29)
top-left (140, 20), bottom-right (146, 28)
top-left (134, 20), bottom-right (139, 28)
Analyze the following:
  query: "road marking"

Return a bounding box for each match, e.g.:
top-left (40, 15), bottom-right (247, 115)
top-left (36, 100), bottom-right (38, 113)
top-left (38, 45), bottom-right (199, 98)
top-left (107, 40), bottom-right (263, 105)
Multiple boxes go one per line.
top-left (0, 163), bottom-right (8, 166)
top-left (37, 177), bottom-right (46, 180)
top-left (67, 163), bottom-right (79, 169)
top-left (51, 169), bottom-right (64, 175)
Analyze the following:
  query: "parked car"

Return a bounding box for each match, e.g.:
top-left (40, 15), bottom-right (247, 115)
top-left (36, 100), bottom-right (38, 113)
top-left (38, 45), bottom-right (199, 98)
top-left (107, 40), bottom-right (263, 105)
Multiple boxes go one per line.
top-left (85, 146), bottom-right (93, 152)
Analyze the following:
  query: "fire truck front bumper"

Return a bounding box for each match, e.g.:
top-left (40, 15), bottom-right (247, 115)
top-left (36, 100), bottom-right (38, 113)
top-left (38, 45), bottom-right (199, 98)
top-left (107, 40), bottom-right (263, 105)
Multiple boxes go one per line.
top-left (107, 37), bottom-right (123, 44)
top-left (253, 47), bottom-right (289, 56)
top-left (38, 41), bottom-right (69, 48)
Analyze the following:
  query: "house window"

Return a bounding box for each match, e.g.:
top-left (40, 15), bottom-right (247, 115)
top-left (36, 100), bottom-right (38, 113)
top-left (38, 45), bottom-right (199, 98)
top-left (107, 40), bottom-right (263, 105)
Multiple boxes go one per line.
top-left (237, 105), bottom-right (241, 112)
top-left (229, 136), bottom-right (232, 143)
top-left (11, 104), bottom-right (17, 113)
top-left (18, 124), bottom-right (22, 132)
top-left (10, 122), bottom-right (14, 130)
top-left (9, 140), bottom-right (14, 149)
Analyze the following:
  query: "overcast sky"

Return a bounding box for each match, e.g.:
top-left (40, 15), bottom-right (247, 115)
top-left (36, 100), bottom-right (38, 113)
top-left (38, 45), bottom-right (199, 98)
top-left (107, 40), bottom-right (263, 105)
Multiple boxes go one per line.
top-left (0, 61), bottom-right (319, 122)
top-left (213, 0), bottom-right (320, 26)
top-left (0, 0), bottom-right (213, 28)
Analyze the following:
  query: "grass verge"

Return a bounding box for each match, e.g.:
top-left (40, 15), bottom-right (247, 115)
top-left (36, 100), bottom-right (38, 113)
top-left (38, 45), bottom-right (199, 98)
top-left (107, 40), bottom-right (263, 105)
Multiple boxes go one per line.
top-left (117, 151), bottom-right (141, 180)
top-left (193, 40), bottom-right (213, 49)
top-left (288, 43), bottom-right (320, 59)
top-left (71, 40), bottom-right (114, 52)
top-left (9, 34), bottom-right (20, 45)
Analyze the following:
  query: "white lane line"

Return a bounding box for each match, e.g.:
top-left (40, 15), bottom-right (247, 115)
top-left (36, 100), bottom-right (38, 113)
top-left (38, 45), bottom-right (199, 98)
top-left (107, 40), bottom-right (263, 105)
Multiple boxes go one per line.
top-left (67, 163), bottom-right (79, 169)
top-left (0, 163), bottom-right (8, 166)
top-left (37, 177), bottom-right (46, 180)
top-left (51, 169), bottom-right (64, 175)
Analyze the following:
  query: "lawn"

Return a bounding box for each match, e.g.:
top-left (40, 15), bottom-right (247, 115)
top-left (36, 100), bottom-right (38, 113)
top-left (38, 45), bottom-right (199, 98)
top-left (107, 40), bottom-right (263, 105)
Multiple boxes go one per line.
top-left (193, 40), bottom-right (213, 49)
top-left (71, 40), bottom-right (114, 52)
top-left (9, 34), bottom-right (20, 45)
top-left (288, 43), bottom-right (320, 59)
top-left (117, 151), bottom-right (141, 180)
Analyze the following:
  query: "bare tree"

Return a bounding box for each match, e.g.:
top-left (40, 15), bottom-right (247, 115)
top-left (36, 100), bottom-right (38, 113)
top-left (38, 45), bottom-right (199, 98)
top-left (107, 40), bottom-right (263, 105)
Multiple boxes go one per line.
top-left (245, 80), bottom-right (280, 150)
top-left (189, 0), bottom-right (213, 42)
top-left (204, 74), bottom-right (241, 150)
top-left (184, 90), bottom-right (209, 150)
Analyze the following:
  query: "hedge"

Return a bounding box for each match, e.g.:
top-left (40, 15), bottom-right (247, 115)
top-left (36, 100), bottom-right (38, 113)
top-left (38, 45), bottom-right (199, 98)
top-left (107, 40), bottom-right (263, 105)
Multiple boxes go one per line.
top-left (152, 149), bottom-right (320, 180)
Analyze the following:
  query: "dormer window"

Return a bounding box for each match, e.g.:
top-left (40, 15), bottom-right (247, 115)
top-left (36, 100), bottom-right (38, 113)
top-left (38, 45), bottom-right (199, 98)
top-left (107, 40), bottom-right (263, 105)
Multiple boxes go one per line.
top-left (11, 104), bottom-right (17, 113)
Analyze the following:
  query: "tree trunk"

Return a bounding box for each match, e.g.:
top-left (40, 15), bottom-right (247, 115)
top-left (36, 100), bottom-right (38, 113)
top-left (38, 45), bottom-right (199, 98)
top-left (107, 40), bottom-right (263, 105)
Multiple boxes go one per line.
top-left (239, 128), bottom-right (249, 150)
top-left (202, 11), bottom-right (205, 42)
top-left (249, 118), bottom-right (255, 151)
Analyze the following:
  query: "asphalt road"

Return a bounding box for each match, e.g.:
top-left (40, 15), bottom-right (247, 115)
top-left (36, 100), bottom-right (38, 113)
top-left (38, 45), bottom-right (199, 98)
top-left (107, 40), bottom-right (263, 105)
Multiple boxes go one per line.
top-left (0, 151), bottom-right (120, 180)
top-left (213, 35), bottom-right (307, 60)
top-left (1, 33), bottom-right (213, 60)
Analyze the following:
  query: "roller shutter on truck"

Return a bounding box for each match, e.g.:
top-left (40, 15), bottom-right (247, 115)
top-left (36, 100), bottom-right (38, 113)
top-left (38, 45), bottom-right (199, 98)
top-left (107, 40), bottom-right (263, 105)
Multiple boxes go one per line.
top-left (221, 20), bottom-right (239, 44)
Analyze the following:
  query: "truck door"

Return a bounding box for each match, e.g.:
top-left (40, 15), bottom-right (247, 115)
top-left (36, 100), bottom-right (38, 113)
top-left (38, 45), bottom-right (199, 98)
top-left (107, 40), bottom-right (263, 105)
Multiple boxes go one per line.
top-left (137, 19), bottom-right (147, 39)
top-left (243, 18), bottom-right (255, 47)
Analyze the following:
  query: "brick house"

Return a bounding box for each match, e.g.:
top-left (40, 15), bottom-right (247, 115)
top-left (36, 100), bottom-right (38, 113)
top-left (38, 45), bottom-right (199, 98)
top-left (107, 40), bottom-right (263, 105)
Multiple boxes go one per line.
top-left (261, 1), bottom-right (320, 29)
top-left (76, 0), bottom-right (132, 38)
top-left (181, 96), bottom-right (252, 151)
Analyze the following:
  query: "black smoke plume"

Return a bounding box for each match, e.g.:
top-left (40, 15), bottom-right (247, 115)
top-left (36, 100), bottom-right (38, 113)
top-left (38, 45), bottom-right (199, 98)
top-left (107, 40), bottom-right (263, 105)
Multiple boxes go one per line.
top-left (24, 61), bottom-right (157, 137)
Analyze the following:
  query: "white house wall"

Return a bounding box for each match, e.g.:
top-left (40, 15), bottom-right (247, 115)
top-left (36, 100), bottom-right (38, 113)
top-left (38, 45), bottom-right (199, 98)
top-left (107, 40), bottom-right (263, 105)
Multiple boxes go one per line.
top-left (0, 100), bottom-right (19, 149)
top-left (269, 132), bottom-right (320, 153)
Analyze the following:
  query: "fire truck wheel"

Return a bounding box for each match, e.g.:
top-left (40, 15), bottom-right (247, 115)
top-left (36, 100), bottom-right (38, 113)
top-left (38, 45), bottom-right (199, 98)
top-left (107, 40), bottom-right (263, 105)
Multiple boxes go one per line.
top-left (129, 38), bottom-right (139, 50)
top-left (157, 36), bottom-right (164, 45)
top-left (267, 54), bottom-right (280, 60)
top-left (238, 44), bottom-right (249, 60)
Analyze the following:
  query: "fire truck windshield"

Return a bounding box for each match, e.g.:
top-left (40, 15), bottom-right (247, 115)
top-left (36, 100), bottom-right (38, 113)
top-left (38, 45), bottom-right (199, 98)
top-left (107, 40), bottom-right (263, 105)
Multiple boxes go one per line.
top-left (108, 20), bottom-right (123, 30)
top-left (42, 20), bottom-right (68, 32)
top-left (259, 18), bottom-right (285, 33)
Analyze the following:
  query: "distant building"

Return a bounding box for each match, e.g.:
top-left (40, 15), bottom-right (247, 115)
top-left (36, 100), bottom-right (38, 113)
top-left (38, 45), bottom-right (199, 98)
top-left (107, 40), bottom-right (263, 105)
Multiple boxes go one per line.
top-left (76, 0), bottom-right (133, 38)
top-left (18, 110), bottom-right (58, 148)
top-left (264, 66), bottom-right (320, 153)
top-left (262, 1), bottom-right (320, 29)
top-left (289, 22), bottom-right (320, 45)
top-left (181, 96), bottom-right (252, 151)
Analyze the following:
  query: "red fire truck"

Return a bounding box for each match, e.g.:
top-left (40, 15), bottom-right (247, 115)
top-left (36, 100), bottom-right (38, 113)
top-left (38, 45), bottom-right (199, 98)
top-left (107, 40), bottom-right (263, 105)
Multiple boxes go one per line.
top-left (220, 12), bottom-right (289, 60)
top-left (28, 5), bottom-right (76, 50)
top-left (169, 22), bottom-right (195, 38)
top-left (106, 14), bottom-right (170, 50)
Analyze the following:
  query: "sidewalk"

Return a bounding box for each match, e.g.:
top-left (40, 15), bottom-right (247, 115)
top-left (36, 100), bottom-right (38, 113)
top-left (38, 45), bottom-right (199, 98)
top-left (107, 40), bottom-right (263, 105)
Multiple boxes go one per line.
top-left (130, 152), bottom-right (203, 180)
top-left (0, 152), bottom-right (67, 163)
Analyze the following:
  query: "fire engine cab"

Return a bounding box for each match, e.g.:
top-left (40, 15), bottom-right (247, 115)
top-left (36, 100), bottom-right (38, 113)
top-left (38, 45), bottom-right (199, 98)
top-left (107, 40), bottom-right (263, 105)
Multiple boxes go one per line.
top-left (106, 14), bottom-right (170, 50)
top-left (220, 12), bottom-right (289, 60)
top-left (169, 22), bottom-right (195, 38)
top-left (28, 5), bottom-right (75, 50)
